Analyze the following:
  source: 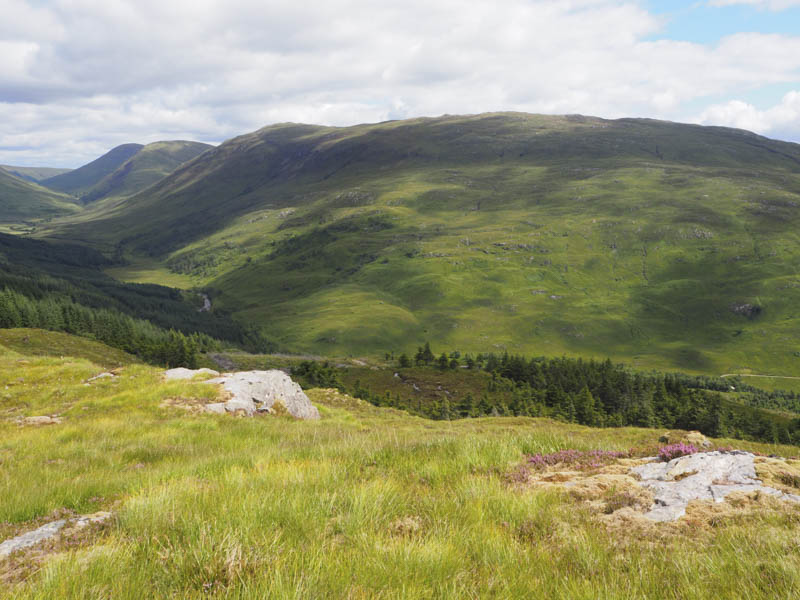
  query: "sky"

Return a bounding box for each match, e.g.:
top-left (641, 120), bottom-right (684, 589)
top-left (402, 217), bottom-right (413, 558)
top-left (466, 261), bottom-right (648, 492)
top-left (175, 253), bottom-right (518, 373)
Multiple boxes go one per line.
top-left (1, 0), bottom-right (800, 167)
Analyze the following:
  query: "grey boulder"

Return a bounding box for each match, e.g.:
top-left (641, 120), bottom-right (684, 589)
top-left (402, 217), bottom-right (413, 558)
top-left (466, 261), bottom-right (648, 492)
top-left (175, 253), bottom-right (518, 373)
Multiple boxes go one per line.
top-left (206, 370), bottom-right (320, 420)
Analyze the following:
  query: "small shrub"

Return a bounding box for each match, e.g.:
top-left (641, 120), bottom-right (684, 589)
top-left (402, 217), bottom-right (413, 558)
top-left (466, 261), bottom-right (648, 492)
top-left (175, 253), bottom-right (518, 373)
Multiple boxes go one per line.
top-left (603, 492), bottom-right (639, 514)
top-left (778, 471), bottom-right (800, 489)
top-left (389, 516), bottom-right (423, 537)
top-left (515, 518), bottom-right (557, 543)
top-left (269, 400), bottom-right (289, 417)
top-left (658, 443), bottom-right (698, 462)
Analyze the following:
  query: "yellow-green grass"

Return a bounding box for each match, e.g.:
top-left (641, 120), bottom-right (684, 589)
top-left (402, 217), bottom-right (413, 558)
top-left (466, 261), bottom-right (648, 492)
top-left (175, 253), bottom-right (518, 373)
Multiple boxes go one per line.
top-left (105, 257), bottom-right (198, 290)
top-left (724, 375), bottom-right (800, 394)
top-left (3, 331), bottom-right (800, 598)
top-left (0, 329), bottom-right (135, 369)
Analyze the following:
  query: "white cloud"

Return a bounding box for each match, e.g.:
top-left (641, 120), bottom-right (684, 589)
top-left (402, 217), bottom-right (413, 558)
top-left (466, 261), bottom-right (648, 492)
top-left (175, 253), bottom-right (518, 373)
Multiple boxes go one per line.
top-left (1, 0), bottom-right (800, 166)
top-left (697, 91), bottom-right (800, 141)
top-left (708, 0), bottom-right (800, 10)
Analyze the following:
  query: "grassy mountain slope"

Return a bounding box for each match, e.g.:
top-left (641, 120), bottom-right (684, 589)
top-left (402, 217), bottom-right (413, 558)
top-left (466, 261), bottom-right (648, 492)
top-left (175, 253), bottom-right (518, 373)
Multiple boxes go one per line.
top-left (40, 141), bottom-right (213, 204)
top-left (0, 166), bottom-right (72, 183)
top-left (78, 140), bottom-right (213, 203)
top-left (0, 167), bottom-right (80, 226)
top-left (43, 113), bottom-right (800, 375)
top-left (3, 330), bottom-right (800, 598)
top-left (41, 143), bottom-right (143, 198)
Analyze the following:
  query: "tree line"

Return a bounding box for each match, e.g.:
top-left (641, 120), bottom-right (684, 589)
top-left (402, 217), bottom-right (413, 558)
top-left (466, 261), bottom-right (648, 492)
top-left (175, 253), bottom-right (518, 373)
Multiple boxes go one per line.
top-left (0, 287), bottom-right (206, 367)
top-left (0, 231), bottom-right (277, 366)
top-left (295, 345), bottom-right (800, 446)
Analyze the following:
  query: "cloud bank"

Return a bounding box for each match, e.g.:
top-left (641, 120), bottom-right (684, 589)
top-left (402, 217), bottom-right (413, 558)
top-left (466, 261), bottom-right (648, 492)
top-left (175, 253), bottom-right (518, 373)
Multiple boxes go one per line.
top-left (1, 0), bottom-right (799, 166)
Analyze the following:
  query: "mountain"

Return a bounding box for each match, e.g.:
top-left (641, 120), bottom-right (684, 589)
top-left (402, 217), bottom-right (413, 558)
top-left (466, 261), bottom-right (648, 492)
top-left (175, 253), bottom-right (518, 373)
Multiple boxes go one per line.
top-left (77, 140), bottom-right (214, 203)
top-left (41, 143), bottom-right (144, 197)
top-left (0, 166), bottom-right (80, 225)
top-left (42, 113), bottom-right (800, 374)
top-left (39, 141), bottom-right (212, 203)
top-left (0, 165), bottom-right (72, 183)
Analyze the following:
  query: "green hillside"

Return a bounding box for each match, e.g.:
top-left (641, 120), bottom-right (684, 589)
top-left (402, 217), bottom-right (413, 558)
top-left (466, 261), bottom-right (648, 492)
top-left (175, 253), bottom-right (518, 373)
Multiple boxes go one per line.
top-left (0, 165), bottom-right (72, 183)
top-left (3, 330), bottom-right (800, 598)
top-left (42, 113), bottom-right (800, 375)
top-left (79, 140), bottom-right (213, 203)
top-left (0, 167), bottom-right (80, 227)
top-left (41, 143), bottom-right (143, 198)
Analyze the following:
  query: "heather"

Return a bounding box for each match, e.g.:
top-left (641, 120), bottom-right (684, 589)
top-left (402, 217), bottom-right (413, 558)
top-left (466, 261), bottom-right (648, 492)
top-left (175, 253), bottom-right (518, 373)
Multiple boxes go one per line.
top-left (526, 448), bottom-right (631, 470)
top-left (659, 443), bottom-right (699, 462)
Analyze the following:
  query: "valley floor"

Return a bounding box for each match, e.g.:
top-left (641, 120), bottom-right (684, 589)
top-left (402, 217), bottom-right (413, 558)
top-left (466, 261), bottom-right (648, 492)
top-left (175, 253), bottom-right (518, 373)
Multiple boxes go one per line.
top-left (2, 331), bottom-right (800, 599)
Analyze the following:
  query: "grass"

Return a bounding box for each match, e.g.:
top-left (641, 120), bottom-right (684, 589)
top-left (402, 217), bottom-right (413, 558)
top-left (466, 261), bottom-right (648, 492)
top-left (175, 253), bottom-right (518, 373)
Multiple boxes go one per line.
top-left (0, 329), bottom-right (135, 369)
top-left (3, 330), bottom-right (800, 598)
top-left (35, 113), bottom-right (800, 377)
top-left (0, 168), bottom-right (80, 225)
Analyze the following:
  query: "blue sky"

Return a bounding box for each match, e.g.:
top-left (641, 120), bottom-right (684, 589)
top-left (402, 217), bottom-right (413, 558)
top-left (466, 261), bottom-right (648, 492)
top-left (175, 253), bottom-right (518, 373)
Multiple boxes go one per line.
top-left (649, 1), bottom-right (800, 45)
top-left (1, 0), bottom-right (799, 167)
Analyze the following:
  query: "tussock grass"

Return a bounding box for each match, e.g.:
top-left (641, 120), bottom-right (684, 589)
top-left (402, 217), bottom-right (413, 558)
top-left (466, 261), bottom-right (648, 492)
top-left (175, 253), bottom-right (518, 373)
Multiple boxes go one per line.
top-left (3, 333), bottom-right (800, 598)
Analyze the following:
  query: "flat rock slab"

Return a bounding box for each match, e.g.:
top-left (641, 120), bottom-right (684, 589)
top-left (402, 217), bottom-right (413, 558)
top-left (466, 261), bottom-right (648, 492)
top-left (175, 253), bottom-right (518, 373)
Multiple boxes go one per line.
top-left (0, 512), bottom-right (111, 559)
top-left (164, 367), bottom-right (220, 380)
top-left (86, 372), bottom-right (116, 382)
top-left (631, 451), bottom-right (800, 521)
top-left (206, 370), bottom-right (320, 420)
top-left (20, 416), bottom-right (62, 426)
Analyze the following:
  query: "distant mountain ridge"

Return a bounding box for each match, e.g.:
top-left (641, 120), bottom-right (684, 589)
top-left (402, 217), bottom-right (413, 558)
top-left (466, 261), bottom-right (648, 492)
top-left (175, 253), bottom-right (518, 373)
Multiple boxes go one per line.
top-left (0, 165), bottom-right (72, 183)
top-left (0, 166), bottom-right (79, 224)
top-left (41, 141), bottom-right (213, 203)
top-left (42, 143), bottom-right (143, 197)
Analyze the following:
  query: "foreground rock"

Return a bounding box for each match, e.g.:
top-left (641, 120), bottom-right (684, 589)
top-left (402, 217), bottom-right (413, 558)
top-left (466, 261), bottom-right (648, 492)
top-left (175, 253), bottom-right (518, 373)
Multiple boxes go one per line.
top-left (164, 367), bottom-right (219, 380)
top-left (631, 451), bottom-right (800, 521)
top-left (206, 370), bottom-right (320, 420)
top-left (0, 512), bottom-right (111, 559)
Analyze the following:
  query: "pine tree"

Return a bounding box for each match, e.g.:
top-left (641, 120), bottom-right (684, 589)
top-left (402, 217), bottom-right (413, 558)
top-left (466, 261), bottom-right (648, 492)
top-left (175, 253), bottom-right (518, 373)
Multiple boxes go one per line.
top-left (574, 386), bottom-right (596, 426)
top-left (422, 342), bottom-right (435, 365)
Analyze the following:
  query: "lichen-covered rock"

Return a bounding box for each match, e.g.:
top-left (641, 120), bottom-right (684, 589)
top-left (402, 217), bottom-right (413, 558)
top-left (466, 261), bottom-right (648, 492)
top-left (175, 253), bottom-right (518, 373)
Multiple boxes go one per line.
top-left (206, 370), bottom-right (320, 420)
top-left (164, 367), bottom-right (220, 380)
top-left (631, 451), bottom-right (800, 521)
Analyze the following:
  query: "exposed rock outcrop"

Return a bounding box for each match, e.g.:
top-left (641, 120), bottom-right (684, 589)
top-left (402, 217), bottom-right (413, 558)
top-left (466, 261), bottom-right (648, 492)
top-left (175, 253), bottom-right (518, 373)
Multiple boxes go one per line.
top-left (0, 512), bottom-right (111, 559)
top-left (631, 451), bottom-right (800, 521)
top-left (164, 367), bottom-right (220, 380)
top-left (206, 370), bottom-right (320, 420)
